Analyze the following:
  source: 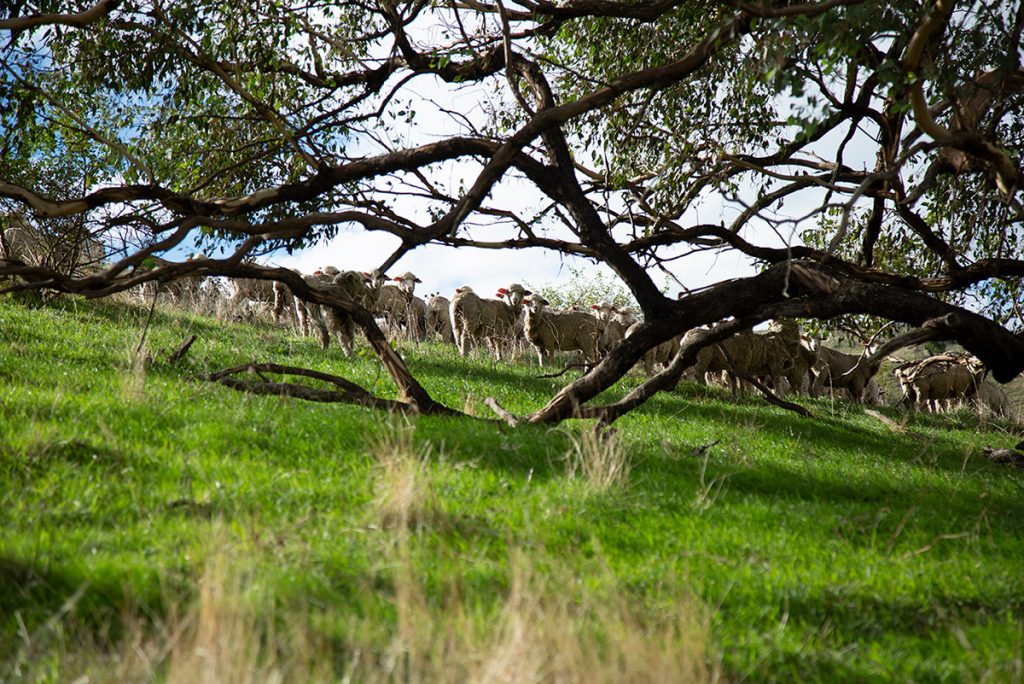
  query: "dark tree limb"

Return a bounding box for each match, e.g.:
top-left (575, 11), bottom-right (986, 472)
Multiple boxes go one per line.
top-left (528, 261), bottom-right (1024, 425)
top-left (195, 362), bottom-right (457, 415)
top-left (166, 335), bottom-right (197, 365)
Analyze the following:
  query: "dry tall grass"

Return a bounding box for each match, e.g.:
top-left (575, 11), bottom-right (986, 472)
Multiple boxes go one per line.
top-left (368, 422), bottom-right (435, 529)
top-left (564, 428), bottom-right (631, 492)
top-left (10, 425), bottom-right (714, 683)
top-left (12, 536), bottom-right (716, 684)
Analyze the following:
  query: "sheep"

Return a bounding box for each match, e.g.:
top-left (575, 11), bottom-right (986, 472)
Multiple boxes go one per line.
top-left (426, 293), bottom-right (454, 343)
top-left (686, 327), bottom-right (758, 394)
top-left (976, 379), bottom-right (1012, 418)
top-left (894, 353), bottom-right (987, 412)
top-left (684, 319), bottom-right (802, 396)
top-left (372, 271), bottom-right (425, 340)
top-left (747, 319), bottom-right (802, 395)
top-left (450, 285), bottom-right (517, 360)
top-left (496, 283), bottom-right (532, 353)
top-left (321, 269), bottom-right (378, 356)
top-left (783, 337), bottom-right (819, 395)
top-left (624, 321), bottom-right (681, 375)
top-left (521, 293), bottom-right (601, 366)
top-left (810, 345), bottom-right (882, 403)
top-left (587, 303), bottom-right (642, 359)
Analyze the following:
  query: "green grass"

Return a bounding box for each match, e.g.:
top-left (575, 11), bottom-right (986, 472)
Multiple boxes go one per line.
top-left (2, 295), bottom-right (1023, 682)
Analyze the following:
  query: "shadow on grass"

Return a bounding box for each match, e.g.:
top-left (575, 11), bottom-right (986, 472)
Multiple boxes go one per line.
top-left (0, 555), bottom-right (165, 666)
top-left (722, 583), bottom-right (1024, 682)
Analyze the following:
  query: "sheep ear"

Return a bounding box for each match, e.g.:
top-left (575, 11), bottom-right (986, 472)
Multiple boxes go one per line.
top-left (524, 289), bottom-right (532, 295)
top-left (540, 296), bottom-right (550, 305)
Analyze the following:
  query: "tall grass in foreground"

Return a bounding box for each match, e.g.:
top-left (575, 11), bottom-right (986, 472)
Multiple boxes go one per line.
top-left (564, 428), bottom-right (632, 492)
top-left (369, 422), bottom-right (436, 530)
top-left (9, 424), bottom-right (713, 684)
top-left (21, 539), bottom-right (714, 683)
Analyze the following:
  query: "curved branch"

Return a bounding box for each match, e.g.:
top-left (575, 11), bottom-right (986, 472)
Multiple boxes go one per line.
top-left (0, 0), bottom-right (120, 32)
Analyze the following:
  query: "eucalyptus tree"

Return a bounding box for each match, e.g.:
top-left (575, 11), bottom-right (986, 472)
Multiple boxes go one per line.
top-left (2, 0), bottom-right (1023, 424)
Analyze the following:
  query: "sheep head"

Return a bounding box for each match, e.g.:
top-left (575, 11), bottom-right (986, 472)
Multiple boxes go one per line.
top-left (523, 293), bottom-right (549, 314)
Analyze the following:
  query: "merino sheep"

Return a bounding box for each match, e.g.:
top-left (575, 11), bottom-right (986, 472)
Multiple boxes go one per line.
top-left (894, 354), bottom-right (987, 412)
top-left (320, 269), bottom-right (377, 356)
top-left (496, 283), bottom-right (532, 353)
top-left (426, 294), bottom-right (454, 343)
top-left (976, 379), bottom-right (1012, 418)
top-left (811, 345), bottom-right (882, 403)
top-left (747, 319), bottom-right (802, 394)
top-left (450, 285), bottom-right (517, 360)
top-left (372, 271), bottom-right (425, 340)
top-left (522, 294), bottom-right (601, 366)
top-left (592, 302), bottom-right (633, 358)
top-left (685, 319), bottom-right (802, 396)
top-left (624, 321), bottom-right (681, 375)
top-left (686, 327), bottom-right (757, 394)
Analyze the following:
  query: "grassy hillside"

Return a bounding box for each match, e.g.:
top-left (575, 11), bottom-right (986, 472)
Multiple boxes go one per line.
top-left (1, 296), bottom-right (1023, 682)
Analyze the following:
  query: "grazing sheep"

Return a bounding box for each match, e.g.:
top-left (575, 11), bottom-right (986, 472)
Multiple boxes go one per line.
top-left (450, 285), bottom-right (517, 360)
top-left (522, 294), bottom-right (601, 366)
top-left (426, 293), bottom-right (454, 343)
top-left (686, 327), bottom-right (758, 395)
top-left (894, 354), bottom-right (987, 412)
top-left (976, 379), bottom-right (1012, 418)
top-left (685, 319), bottom-right (801, 396)
top-left (811, 345), bottom-right (882, 403)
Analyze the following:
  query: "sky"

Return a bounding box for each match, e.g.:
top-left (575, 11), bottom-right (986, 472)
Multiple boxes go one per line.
top-left (194, 9), bottom-right (877, 307)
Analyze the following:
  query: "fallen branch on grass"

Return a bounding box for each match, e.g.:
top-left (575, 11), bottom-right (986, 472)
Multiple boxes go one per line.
top-left (165, 334), bottom-right (196, 364)
top-left (485, 397), bottom-right (520, 427)
top-left (194, 362), bottom-right (459, 415)
top-left (730, 371), bottom-right (814, 418)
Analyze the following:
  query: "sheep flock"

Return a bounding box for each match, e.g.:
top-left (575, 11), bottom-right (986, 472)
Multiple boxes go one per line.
top-left (2, 240), bottom-right (1017, 419)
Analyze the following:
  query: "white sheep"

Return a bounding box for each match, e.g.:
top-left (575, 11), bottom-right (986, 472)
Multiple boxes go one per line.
top-left (373, 271), bottom-right (425, 340)
top-left (685, 320), bottom-right (802, 396)
top-left (810, 345), bottom-right (881, 403)
top-left (496, 283), bottom-right (532, 352)
top-left (591, 302), bottom-right (628, 357)
top-left (624, 321), bottom-right (681, 375)
top-left (322, 269), bottom-right (377, 356)
top-left (894, 354), bottom-right (987, 412)
top-left (522, 294), bottom-right (601, 366)
top-left (426, 294), bottom-right (454, 343)
top-left (976, 379), bottom-right (1012, 418)
top-left (450, 285), bottom-right (517, 360)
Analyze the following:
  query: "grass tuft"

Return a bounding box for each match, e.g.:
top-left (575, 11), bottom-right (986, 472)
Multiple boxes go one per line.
top-left (564, 428), bottom-right (631, 492)
top-left (369, 422), bottom-right (436, 530)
